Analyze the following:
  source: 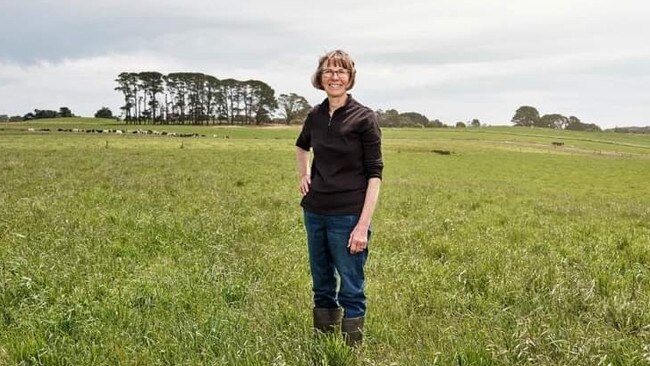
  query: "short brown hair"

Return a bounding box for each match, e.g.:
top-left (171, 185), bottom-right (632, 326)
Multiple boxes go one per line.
top-left (311, 49), bottom-right (356, 90)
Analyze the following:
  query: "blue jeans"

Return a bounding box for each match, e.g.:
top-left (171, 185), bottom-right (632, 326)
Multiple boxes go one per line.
top-left (303, 209), bottom-right (369, 318)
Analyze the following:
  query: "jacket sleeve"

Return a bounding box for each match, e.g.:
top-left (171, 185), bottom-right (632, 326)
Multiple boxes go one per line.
top-left (361, 111), bottom-right (383, 180)
top-left (295, 113), bottom-right (311, 151)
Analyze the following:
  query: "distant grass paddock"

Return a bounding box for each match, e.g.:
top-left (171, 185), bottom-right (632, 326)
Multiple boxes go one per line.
top-left (1, 119), bottom-right (649, 365)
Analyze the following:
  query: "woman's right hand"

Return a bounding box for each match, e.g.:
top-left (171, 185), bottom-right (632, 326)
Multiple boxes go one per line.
top-left (299, 174), bottom-right (311, 196)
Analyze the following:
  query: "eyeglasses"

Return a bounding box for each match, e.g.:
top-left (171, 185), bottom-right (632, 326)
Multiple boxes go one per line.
top-left (321, 68), bottom-right (350, 78)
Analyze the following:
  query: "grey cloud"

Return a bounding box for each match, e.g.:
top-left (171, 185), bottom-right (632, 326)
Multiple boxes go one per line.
top-left (0, 5), bottom-right (280, 64)
top-left (576, 55), bottom-right (650, 79)
top-left (1, 0), bottom-right (649, 127)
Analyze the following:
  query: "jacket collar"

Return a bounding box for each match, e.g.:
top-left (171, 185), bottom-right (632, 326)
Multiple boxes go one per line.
top-left (318, 94), bottom-right (355, 115)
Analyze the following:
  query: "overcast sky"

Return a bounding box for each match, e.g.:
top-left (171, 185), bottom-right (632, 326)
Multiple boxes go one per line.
top-left (1, 0), bottom-right (649, 128)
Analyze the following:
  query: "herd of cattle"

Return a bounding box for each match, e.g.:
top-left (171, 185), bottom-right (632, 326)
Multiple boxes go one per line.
top-left (25, 128), bottom-right (207, 138)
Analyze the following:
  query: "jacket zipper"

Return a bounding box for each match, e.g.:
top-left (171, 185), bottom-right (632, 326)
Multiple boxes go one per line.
top-left (327, 111), bottom-right (334, 138)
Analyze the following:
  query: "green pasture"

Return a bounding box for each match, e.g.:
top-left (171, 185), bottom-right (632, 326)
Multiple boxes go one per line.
top-left (1, 120), bottom-right (649, 365)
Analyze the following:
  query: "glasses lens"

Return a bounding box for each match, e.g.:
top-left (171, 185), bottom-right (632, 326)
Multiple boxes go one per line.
top-left (322, 69), bottom-right (348, 77)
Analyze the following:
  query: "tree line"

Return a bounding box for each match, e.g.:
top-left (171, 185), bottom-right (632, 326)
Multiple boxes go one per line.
top-left (114, 72), bottom-right (285, 125)
top-left (0, 74), bottom-right (608, 132)
top-left (511, 106), bottom-right (601, 131)
top-left (1, 106), bottom-right (114, 122)
top-left (1, 107), bottom-right (75, 122)
top-left (113, 71), bottom-right (479, 127)
top-left (376, 109), bottom-right (481, 128)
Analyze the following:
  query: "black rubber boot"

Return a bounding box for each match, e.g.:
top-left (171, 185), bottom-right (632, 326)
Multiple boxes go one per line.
top-left (341, 316), bottom-right (364, 347)
top-left (313, 307), bottom-right (343, 333)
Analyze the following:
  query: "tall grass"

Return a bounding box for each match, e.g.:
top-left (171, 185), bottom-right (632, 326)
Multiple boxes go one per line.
top-left (1, 123), bottom-right (649, 365)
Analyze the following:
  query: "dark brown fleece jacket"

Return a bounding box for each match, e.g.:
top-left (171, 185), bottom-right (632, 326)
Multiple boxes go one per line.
top-left (295, 95), bottom-right (383, 215)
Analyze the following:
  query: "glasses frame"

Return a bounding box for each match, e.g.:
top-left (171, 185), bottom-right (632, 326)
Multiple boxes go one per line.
top-left (321, 68), bottom-right (350, 78)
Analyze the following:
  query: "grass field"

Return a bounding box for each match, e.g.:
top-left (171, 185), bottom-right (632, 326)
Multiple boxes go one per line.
top-left (1, 119), bottom-right (649, 365)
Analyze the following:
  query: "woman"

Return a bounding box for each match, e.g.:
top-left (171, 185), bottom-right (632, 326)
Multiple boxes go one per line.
top-left (295, 49), bottom-right (383, 347)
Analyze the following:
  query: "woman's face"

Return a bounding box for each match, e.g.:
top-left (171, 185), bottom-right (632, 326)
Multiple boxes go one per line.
top-left (321, 63), bottom-right (351, 98)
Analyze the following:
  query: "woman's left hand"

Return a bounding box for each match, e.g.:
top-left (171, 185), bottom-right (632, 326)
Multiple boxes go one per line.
top-left (348, 225), bottom-right (368, 255)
